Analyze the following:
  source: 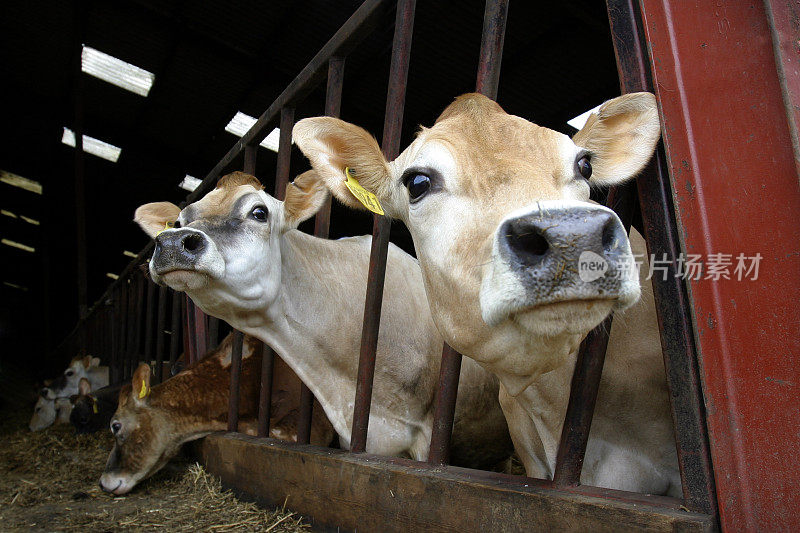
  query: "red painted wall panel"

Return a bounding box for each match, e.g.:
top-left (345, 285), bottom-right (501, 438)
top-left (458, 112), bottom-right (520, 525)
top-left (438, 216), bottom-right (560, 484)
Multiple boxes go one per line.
top-left (640, 1), bottom-right (800, 530)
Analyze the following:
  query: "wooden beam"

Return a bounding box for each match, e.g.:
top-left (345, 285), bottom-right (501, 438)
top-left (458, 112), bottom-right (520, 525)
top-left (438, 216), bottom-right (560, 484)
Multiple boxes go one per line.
top-left (193, 434), bottom-right (715, 532)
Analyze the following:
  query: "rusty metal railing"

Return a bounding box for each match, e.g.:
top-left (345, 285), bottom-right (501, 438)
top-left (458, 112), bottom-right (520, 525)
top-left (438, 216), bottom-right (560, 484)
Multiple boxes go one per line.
top-left (56, 0), bottom-right (717, 524)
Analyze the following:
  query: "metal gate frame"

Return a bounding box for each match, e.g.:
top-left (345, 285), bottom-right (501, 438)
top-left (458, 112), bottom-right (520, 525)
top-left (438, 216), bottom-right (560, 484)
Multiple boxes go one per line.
top-left (58, 0), bottom-right (800, 530)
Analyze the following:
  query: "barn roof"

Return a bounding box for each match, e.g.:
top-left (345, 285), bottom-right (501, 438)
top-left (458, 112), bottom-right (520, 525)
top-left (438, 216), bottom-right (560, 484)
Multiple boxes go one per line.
top-left (0, 0), bottom-right (620, 358)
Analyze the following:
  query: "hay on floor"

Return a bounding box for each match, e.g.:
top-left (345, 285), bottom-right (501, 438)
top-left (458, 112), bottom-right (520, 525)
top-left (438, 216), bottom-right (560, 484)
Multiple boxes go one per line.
top-left (0, 410), bottom-right (308, 532)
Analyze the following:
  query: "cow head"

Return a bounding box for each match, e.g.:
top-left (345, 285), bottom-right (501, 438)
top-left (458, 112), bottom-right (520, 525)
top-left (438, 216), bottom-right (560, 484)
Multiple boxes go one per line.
top-left (49, 355), bottom-right (101, 397)
top-left (294, 93), bottom-right (660, 393)
top-left (29, 389), bottom-right (56, 431)
top-left (134, 171), bottom-right (327, 319)
top-left (100, 364), bottom-right (174, 495)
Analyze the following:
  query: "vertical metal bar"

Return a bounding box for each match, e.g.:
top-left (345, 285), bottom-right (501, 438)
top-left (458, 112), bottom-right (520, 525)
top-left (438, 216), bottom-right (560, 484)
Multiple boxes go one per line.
top-left (257, 342), bottom-right (275, 438)
top-left (227, 331), bottom-right (244, 432)
top-left (192, 303), bottom-right (209, 361)
top-left (605, 0), bottom-right (717, 515)
top-left (553, 181), bottom-right (637, 487)
top-left (313, 56), bottom-right (346, 239)
top-left (207, 317), bottom-right (219, 350)
top-left (475, 0), bottom-right (510, 99)
top-left (131, 273), bottom-right (145, 377)
top-left (350, 0), bottom-right (416, 453)
top-left (296, 57), bottom-right (349, 445)
top-left (427, 344), bottom-right (463, 465)
top-left (426, 0), bottom-right (512, 464)
top-left (169, 290), bottom-right (182, 371)
top-left (154, 285), bottom-right (168, 384)
top-left (144, 278), bottom-right (156, 367)
top-left (73, 0), bottom-right (88, 322)
top-left (275, 107), bottom-right (295, 201)
top-left (124, 279), bottom-right (136, 380)
top-left (226, 143), bottom-right (258, 434)
top-left (115, 283), bottom-right (127, 383)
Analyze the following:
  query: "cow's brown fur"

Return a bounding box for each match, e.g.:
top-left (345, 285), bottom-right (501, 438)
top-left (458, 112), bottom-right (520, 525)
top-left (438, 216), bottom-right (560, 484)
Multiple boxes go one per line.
top-left (101, 333), bottom-right (334, 494)
top-left (215, 171), bottom-right (264, 191)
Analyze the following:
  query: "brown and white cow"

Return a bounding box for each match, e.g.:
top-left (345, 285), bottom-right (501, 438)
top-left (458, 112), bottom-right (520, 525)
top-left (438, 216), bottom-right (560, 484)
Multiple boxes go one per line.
top-left (99, 333), bottom-right (334, 495)
top-left (133, 171), bottom-right (513, 468)
top-left (49, 355), bottom-right (109, 398)
top-left (293, 92), bottom-right (679, 495)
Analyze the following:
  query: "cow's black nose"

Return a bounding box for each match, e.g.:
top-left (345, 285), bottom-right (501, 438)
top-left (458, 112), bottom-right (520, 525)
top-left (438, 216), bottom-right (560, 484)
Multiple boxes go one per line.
top-left (500, 206), bottom-right (624, 272)
top-left (154, 230), bottom-right (208, 259)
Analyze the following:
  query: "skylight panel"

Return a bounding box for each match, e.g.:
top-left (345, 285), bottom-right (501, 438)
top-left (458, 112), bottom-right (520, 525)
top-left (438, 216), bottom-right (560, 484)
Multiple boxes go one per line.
top-left (106, 273), bottom-right (119, 280)
top-left (62, 128), bottom-right (122, 163)
top-left (123, 250), bottom-right (137, 258)
top-left (3, 281), bottom-right (28, 292)
top-left (81, 46), bottom-right (155, 97)
top-left (0, 170), bottom-right (42, 195)
top-left (567, 103), bottom-right (604, 131)
top-left (224, 112), bottom-right (282, 152)
top-left (2, 210), bottom-right (39, 225)
top-left (179, 175), bottom-right (202, 192)
top-left (2, 238), bottom-right (35, 253)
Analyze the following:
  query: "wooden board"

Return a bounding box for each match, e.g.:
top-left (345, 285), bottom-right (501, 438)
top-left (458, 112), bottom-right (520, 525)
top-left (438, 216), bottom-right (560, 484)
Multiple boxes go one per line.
top-left (193, 433), bottom-right (715, 532)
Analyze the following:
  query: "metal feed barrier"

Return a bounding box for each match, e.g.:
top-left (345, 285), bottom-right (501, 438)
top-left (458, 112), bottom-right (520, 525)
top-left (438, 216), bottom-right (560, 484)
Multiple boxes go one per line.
top-left (59, 0), bottom-right (800, 529)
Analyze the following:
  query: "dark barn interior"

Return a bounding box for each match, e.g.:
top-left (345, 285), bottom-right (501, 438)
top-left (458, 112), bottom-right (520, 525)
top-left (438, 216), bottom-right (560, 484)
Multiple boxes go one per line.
top-left (0, 0), bottom-right (620, 376)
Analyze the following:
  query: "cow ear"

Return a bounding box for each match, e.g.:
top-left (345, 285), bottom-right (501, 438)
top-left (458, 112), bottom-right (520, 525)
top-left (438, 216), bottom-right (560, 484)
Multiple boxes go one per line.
top-left (90, 356), bottom-right (101, 367)
top-left (78, 378), bottom-right (92, 396)
top-left (283, 170), bottom-right (329, 229)
top-left (134, 202), bottom-right (181, 239)
top-left (131, 363), bottom-right (152, 405)
top-left (572, 92), bottom-right (661, 186)
top-left (293, 117), bottom-right (400, 217)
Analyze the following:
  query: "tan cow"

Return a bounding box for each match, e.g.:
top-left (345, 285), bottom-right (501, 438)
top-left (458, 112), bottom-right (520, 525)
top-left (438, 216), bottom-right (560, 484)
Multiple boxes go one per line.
top-left (293, 92), bottom-right (680, 495)
top-left (99, 333), bottom-right (334, 495)
top-left (133, 171), bottom-right (513, 468)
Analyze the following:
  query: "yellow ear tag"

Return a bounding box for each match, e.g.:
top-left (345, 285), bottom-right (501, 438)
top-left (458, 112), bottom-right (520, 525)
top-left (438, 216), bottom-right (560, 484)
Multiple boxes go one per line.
top-left (343, 167), bottom-right (384, 216)
top-left (91, 397), bottom-right (99, 414)
top-left (138, 381), bottom-right (149, 399)
top-left (156, 221), bottom-right (175, 237)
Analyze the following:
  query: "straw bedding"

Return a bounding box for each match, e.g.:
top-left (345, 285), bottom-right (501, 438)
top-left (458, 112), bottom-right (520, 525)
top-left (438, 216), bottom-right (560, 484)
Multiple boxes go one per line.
top-left (0, 409), bottom-right (308, 532)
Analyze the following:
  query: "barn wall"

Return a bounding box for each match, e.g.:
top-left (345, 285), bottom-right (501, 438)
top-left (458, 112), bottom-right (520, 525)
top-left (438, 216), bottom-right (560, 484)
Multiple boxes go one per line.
top-left (640, 1), bottom-right (800, 530)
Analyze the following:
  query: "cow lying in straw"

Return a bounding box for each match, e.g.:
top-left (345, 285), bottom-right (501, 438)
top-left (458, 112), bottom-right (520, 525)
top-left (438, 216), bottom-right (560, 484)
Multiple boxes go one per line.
top-left (294, 92), bottom-right (680, 495)
top-left (133, 170), bottom-right (513, 468)
top-left (100, 332), bottom-right (334, 495)
top-left (29, 388), bottom-right (72, 431)
top-left (49, 355), bottom-right (109, 398)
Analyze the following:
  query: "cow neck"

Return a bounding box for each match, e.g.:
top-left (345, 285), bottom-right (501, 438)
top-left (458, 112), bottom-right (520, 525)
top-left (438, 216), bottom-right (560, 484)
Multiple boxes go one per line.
top-left (241, 229), bottom-right (372, 441)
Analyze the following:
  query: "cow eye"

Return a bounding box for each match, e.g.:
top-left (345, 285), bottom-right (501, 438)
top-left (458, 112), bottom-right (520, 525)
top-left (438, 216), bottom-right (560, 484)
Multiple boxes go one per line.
top-left (250, 206), bottom-right (268, 222)
top-left (405, 174), bottom-right (431, 202)
top-left (173, 220), bottom-right (181, 229)
top-left (65, 370), bottom-right (74, 377)
top-left (111, 421), bottom-right (122, 435)
top-left (577, 155), bottom-right (592, 179)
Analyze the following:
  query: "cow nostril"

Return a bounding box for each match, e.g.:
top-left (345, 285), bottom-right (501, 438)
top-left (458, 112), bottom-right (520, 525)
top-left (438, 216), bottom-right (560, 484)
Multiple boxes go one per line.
top-left (602, 217), bottom-right (620, 253)
top-left (506, 222), bottom-right (550, 266)
top-left (181, 234), bottom-right (203, 252)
